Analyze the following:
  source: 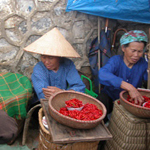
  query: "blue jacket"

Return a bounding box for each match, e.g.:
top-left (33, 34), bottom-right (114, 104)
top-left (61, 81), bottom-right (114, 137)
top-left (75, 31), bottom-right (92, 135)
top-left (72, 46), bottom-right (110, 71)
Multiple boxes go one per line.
top-left (32, 58), bottom-right (85, 100)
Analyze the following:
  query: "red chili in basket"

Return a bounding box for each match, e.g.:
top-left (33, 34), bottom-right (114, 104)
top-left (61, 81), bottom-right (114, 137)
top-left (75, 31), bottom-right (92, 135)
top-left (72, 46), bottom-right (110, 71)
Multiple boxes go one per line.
top-left (144, 101), bottom-right (150, 108)
top-left (127, 95), bottom-right (150, 108)
top-left (59, 99), bottom-right (103, 121)
top-left (65, 98), bottom-right (83, 108)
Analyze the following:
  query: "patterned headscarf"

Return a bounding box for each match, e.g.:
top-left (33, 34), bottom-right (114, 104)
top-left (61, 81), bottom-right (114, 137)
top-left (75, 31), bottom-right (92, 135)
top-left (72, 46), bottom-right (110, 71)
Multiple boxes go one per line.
top-left (120, 30), bottom-right (148, 46)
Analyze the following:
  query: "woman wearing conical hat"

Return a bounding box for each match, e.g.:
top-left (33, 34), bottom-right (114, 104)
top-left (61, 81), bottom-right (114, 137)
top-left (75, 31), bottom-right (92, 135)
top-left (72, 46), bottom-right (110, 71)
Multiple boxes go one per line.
top-left (24, 28), bottom-right (85, 102)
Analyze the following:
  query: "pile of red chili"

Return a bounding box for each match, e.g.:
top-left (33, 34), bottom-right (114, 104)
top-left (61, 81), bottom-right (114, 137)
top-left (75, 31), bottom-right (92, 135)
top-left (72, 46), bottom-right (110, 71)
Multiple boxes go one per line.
top-left (65, 98), bottom-right (83, 108)
top-left (127, 95), bottom-right (150, 108)
top-left (59, 98), bottom-right (103, 121)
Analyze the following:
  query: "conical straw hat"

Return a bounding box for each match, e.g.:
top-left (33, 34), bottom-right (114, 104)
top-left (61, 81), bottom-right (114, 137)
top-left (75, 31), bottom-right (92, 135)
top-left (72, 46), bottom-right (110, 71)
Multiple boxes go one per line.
top-left (23, 28), bottom-right (80, 58)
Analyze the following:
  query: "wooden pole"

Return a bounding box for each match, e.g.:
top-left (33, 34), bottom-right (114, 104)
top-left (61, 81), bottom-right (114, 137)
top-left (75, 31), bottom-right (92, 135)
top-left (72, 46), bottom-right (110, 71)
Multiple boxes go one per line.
top-left (98, 17), bottom-right (101, 93)
top-left (105, 18), bottom-right (109, 33)
top-left (97, 18), bottom-right (109, 93)
top-left (147, 28), bottom-right (150, 89)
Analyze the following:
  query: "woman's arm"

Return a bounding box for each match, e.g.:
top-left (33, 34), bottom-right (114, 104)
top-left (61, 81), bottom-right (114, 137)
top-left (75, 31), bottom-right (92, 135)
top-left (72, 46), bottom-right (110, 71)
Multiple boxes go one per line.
top-left (31, 62), bottom-right (49, 100)
top-left (99, 56), bottom-right (123, 88)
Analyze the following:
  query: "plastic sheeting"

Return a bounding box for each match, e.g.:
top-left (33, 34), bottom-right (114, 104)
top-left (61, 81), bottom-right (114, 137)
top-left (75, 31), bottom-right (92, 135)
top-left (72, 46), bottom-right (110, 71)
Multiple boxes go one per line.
top-left (66, 0), bottom-right (150, 24)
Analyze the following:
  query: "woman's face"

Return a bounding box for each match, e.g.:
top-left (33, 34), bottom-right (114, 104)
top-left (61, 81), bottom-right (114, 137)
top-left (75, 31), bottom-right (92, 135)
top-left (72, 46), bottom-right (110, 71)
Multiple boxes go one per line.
top-left (41, 55), bottom-right (60, 71)
top-left (122, 42), bottom-right (144, 68)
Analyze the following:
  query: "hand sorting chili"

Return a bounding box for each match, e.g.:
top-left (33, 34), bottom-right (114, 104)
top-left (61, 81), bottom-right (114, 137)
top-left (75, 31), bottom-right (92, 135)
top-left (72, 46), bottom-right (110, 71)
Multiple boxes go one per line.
top-left (59, 99), bottom-right (103, 121)
top-left (127, 95), bottom-right (150, 108)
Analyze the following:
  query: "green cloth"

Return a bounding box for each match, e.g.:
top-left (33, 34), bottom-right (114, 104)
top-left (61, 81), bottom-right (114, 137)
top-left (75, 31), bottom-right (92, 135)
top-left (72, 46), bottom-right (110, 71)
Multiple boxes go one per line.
top-left (0, 72), bottom-right (33, 119)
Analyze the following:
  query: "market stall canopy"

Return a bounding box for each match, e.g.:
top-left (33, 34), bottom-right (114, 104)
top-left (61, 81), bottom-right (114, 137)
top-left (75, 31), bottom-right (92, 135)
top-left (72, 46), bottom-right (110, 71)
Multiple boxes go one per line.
top-left (66, 0), bottom-right (150, 24)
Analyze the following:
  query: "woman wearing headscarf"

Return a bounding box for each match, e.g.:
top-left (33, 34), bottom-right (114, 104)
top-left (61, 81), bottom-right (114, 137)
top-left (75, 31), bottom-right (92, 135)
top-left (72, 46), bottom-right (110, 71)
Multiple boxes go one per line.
top-left (24, 28), bottom-right (85, 104)
top-left (98, 30), bottom-right (148, 119)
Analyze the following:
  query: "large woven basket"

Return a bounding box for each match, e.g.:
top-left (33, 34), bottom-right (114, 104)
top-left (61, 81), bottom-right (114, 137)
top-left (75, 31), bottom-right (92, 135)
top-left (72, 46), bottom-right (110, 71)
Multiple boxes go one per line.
top-left (103, 100), bottom-right (150, 150)
top-left (120, 89), bottom-right (150, 118)
top-left (38, 108), bottom-right (99, 150)
top-left (48, 91), bottom-right (106, 129)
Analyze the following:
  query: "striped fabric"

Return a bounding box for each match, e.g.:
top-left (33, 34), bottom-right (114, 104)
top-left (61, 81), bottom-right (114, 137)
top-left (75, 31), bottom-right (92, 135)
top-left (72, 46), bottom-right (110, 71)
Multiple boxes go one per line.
top-left (0, 72), bottom-right (33, 119)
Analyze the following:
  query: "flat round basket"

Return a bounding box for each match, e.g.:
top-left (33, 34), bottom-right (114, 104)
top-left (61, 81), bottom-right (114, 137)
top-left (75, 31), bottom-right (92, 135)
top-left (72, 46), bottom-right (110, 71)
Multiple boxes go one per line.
top-left (120, 89), bottom-right (150, 118)
top-left (48, 91), bottom-right (107, 129)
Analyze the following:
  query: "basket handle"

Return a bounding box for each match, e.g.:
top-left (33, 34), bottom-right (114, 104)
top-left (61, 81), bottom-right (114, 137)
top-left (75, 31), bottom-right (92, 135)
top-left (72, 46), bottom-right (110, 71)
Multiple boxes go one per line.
top-left (81, 75), bottom-right (93, 91)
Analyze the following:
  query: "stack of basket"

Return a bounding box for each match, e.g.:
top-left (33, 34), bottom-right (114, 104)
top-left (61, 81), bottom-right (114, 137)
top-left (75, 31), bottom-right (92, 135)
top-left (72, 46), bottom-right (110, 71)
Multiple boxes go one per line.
top-left (38, 108), bottom-right (99, 150)
top-left (104, 100), bottom-right (150, 150)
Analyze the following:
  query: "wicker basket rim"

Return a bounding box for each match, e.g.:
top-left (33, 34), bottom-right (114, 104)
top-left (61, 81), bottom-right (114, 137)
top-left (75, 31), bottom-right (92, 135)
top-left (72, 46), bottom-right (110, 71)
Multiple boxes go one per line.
top-left (49, 91), bottom-right (107, 123)
top-left (38, 108), bottom-right (50, 135)
top-left (120, 90), bottom-right (150, 111)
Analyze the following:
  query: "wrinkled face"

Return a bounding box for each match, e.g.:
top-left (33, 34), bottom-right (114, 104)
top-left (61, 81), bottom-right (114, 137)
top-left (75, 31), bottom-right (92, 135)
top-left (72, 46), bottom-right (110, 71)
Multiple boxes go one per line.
top-left (122, 42), bottom-right (144, 68)
top-left (41, 55), bottom-right (60, 71)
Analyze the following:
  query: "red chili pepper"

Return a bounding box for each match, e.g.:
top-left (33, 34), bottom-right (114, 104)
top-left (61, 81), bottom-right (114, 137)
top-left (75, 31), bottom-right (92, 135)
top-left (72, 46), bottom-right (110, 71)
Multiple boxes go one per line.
top-left (143, 100), bottom-right (150, 108)
top-left (0, 103), bottom-right (2, 110)
top-left (117, 100), bottom-right (120, 105)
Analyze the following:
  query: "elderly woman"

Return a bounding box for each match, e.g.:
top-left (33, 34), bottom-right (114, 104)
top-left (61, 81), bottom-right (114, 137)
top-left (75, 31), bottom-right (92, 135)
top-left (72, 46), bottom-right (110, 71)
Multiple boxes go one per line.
top-left (32, 56), bottom-right (85, 100)
top-left (98, 30), bottom-right (148, 119)
top-left (24, 28), bottom-right (85, 103)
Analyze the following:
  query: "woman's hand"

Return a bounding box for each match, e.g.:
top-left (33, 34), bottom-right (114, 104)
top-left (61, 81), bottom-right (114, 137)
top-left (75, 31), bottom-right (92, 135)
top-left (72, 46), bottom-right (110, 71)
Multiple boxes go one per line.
top-left (128, 87), bottom-right (144, 105)
top-left (121, 81), bottom-right (144, 105)
top-left (42, 86), bottom-right (63, 99)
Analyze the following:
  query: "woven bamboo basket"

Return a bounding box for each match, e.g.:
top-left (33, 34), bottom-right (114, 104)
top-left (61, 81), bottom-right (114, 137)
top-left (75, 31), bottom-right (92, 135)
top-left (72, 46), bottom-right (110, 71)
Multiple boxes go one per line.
top-left (38, 108), bottom-right (99, 150)
top-left (103, 100), bottom-right (150, 150)
top-left (48, 91), bottom-right (106, 129)
top-left (120, 89), bottom-right (150, 118)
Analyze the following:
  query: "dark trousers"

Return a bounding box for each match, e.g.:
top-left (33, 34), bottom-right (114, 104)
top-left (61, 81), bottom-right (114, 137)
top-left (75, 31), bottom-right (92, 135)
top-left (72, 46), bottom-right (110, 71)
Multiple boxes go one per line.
top-left (0, 110), bottom-right (18, 144)
top-left (97, 92), bottom-right (114, 123)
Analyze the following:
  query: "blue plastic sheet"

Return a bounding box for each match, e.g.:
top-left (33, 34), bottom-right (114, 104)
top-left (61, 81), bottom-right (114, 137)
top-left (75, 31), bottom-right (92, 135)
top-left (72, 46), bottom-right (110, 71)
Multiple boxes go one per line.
top-left (66, 0), bottom-right (150, 24)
